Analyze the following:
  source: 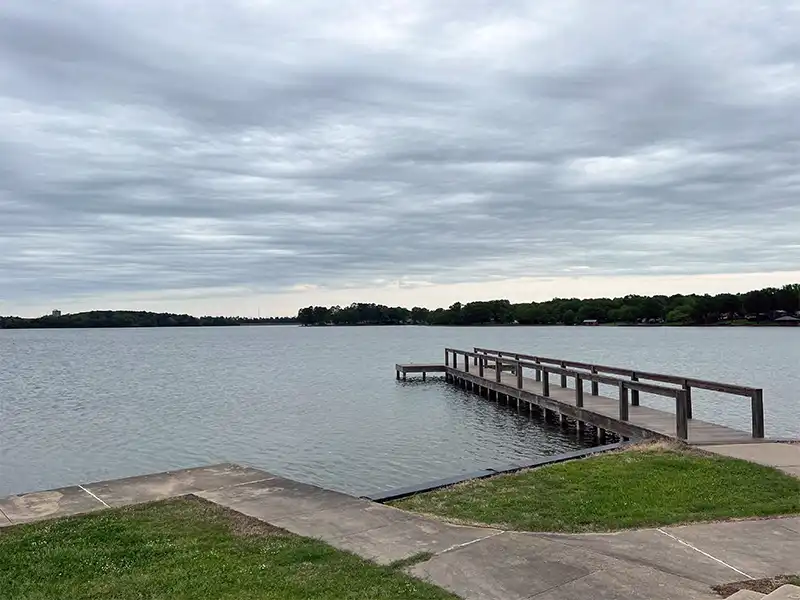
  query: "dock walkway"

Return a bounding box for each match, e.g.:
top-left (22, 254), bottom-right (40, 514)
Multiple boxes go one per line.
top-left (397, 347), bottom-right (767, 445)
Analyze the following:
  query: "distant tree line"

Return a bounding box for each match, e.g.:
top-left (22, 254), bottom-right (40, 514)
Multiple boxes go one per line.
top-left (297, 284), bottom-right (800, 326)
top-left (0, 311), bottom-right (297, 329)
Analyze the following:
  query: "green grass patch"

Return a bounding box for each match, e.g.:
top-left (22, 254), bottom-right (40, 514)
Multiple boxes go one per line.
top-left (392, 445), bottom-right (800, 532)
top-left (0, 496), bottom-right (455, 600)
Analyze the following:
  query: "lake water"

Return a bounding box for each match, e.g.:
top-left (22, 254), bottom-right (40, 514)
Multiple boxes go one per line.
top-left (1, 325), bottom-right (798, 497)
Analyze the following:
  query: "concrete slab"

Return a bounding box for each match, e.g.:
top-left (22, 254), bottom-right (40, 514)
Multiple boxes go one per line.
top-left (699, 443), bottom-right (800, 469)
top-left (0, 486), bottom-right (104, 524)
top-left (528, 563), bottom-right (719, 600)
top-left (542, 528), bottom-right (744, 585)
top-left (665, 519), bottom-right (800, 579)
top-left (84, 463), bottom-right (273, 507)
top-left (268, 502), bottom-right (420, 541)
top-left (332, 516), bottom-right (498, 565)
top-left (779, 517), bottom-right (800, 535)
top-left (764, 585), bottom-right (800, 600)
top-left (781, 466), bottom-right (800, 478)
top-left (727, 591), bottom-right (765, 600)
top-left (197, 476), bottom-right (364, 521)
top-left (410, 531), bottom-right (617, 600)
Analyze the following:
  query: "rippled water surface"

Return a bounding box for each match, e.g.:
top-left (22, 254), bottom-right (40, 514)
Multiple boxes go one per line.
top-left (1, 325), bottom-right (798, 497)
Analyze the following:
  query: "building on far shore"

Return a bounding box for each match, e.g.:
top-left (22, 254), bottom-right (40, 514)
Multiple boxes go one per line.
top-left (775, 315), bottom-right (800, 327)
top-left (51, 309), bottom-right (62, 317)
top-left (582, 319), bottom-right (599, 326)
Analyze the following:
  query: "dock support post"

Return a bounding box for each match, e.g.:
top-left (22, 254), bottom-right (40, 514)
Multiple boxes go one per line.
top-left (403, 372), bottom-right (407, 381)
top-left (396, 370), bottom-right (400, 380)
top-left (577, 421), bottom-right (586, 436)
top-left (445, 349), bottom-right (449, 367)
top-left (479, 357), bottom-right (484, 378)
top-left (542, 369), bottom-right (550, 396)
top-left (676, 390), bottom-right (689, 441)
top-left (598, 428), bottom-right (607, 444)
top-left (751, 389), bottom-right (764, 438)
top-left (535, 358), bottom-right (541, 381)
top-left (560, 361), bottom-right (567, 388)
top-left (618, 382), bottom-right (629, 421)
top-left (560, 414), bottom-right (569, 428)
top-left (495, 362), bottom-right (502, 383)
top-left (575, 375), bottom-right (584, 407)
top-left (516, 362), bottom-right (523, 389)
top-left (683, 381), bottom-right (693, 419)
top-left (465, 353), bottom-right (470, 373)
top-left (591, 366), bottom-right (599, 396)
top-left (631, 373), bottom-right (639, 406)
top-left (422, 372), bottom-right (426, 382)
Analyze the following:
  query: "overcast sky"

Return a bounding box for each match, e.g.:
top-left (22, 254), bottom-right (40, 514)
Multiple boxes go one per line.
top-left (1, 1), bottom-right (799, 317)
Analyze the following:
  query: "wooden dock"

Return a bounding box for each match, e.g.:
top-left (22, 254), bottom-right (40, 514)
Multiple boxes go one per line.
top-left (396, 347), bottom-right (766, 445)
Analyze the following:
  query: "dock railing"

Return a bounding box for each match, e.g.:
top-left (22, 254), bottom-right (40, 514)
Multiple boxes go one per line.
top-left (459, 347), bottom-right (763, 439)
top-left (445, 347), bottom-right (691, 439)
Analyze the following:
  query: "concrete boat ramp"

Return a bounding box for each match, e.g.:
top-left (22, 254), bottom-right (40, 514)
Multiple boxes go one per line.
top-left (3, 462), bottom-right (800, 600)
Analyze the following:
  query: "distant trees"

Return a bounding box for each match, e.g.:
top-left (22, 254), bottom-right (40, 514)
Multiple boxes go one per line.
top-left (4, 284), bottom-right (796, 329)
top-left (296, 283), bottom-right (800, 326)
top-left (297, 303), bottom-right (411, 326)
top-left (0, 311), bottom-right (298, 329)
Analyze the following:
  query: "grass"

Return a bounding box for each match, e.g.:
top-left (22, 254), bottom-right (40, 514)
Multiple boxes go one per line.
top-left (392, 444), bottom-right (800, 532)
top-left (713, 574), bottom-right (800, 596)
top-left (0, 496), bottom-right (455, 600)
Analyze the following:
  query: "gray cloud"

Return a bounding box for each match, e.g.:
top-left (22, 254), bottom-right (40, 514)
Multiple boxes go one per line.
top-left (2, 0), bottom-right (800, 311)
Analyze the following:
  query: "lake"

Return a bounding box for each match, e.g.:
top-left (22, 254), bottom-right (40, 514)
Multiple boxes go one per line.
top-left (1, 325), bottom-right (798, 497)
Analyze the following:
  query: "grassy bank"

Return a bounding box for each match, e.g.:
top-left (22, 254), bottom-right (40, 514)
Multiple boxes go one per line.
top-left (393, 444), bottom-right (800, 532)
top-left (0, 496), bottom-right (455, 600)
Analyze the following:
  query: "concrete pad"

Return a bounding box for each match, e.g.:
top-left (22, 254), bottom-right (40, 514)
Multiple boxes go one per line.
top-left (765, 585), bottom-right (800, 600)
top-left (778, 517), bottom-right (800, 535)
top-left (0, 486), bottom-right (104, 524)
top-left (780, 466), bottom-right (800, 478)
top-left (699, 443), bottom-right (800, 468)
top-left (198, 477), bottom-right (364, 521)
top-left (543, 528), bottom-right (744, 585)
top-left (411, 531), bottom-right (617, 600)
top-left (268, 501), bottom-right (420, 541)
top-left (727, 591), bottom-right (765, 600)
top-left (665, 519), bottom-right (800, 579)
top-left (332, 516), bottom-right (498, 566)
top-left (528, 564), bottom-right (719, 600)
top-left (84, 463), bottom-right (272, 507)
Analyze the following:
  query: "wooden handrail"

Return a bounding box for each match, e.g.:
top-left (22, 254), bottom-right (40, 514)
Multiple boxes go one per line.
top-left (474, 347), bottom-right (759, 397)
top-left (445, 347), bottom-right (688, 436)
top-left (474, 346), bottom-right (765, 438)
top-left (475, 346), bottom-right (765, 438)
top-left (445, 346), bottom-right (762, 440)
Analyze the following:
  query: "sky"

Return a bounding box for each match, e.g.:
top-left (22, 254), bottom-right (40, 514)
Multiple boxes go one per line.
top-left (1, 1), bottom-right (799, 318)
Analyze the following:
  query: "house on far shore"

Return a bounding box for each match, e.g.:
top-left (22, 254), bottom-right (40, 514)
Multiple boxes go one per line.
top-left (582, 319), bottom-right (599, 326)
top-left (775, 315), bottom-right (800, 327)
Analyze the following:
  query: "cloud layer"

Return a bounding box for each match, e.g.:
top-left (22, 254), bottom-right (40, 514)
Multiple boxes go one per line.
top-left (2, 0), bottom-right (799, 315)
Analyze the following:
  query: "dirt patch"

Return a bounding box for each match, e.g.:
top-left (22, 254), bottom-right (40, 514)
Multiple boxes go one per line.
top-left (713, 574), bottom-right (800, 596)
top-left (623, 440), bottom-right (687, 453)
top-left (181, 494), bottom-right (288, 538)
